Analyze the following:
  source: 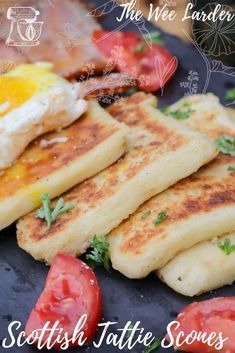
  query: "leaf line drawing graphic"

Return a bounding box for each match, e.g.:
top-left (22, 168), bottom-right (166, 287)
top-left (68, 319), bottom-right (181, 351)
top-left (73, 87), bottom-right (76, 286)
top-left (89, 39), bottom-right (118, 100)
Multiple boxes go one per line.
top-left (85, 0), bottom-right (152, 48)
top-left (183, 30), bottom-right (235, 95)
top-left (47, 0), bottom-right (55, 8)
top-left (192, 3), bottom-right (235, 57)
top-left (56, 23), bottom-right (93, 48)
top-left (86, 0), bottom-right (119, 18)
top-left (132, 17), bottom-right (152, 49)
top-left (180, 70), bottom-right (199, 96)
top-left (154, 55), bottom-right (178, 96)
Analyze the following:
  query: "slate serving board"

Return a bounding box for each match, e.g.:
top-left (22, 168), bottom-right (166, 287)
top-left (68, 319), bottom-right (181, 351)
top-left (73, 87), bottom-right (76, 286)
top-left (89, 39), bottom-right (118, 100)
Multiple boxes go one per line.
top-left (0, 1), bottom-right (235, 352)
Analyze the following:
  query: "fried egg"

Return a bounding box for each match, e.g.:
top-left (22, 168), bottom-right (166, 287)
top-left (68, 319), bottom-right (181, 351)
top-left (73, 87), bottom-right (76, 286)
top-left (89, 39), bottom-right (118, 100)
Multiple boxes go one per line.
top-left (0, 62), bottom-right (87, 169)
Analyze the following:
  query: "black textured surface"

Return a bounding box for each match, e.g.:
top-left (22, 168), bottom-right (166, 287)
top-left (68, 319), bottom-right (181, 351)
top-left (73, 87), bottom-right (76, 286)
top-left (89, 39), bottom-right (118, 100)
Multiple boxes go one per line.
top-left (0, 1), bottom-right (235, 353)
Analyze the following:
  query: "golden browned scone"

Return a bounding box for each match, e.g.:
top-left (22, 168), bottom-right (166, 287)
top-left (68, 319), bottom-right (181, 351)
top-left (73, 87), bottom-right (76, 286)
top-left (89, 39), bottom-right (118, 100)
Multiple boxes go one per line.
top-left (109, 93), bottom-right (235, 279)
top-left (158, 232), bottom-right (235, 297)
top-left (227, 107), bottom-right (235, 123)
top-left (109, 154), bottom-right (235, 278)
top-left (166, 93), bottom-right (235, 139)
top-left (0, 100), bottom-right (127, 230)
top-left (154, 96), bottom-right (235, 296)
top-left (17, 93), bottom-right (217, 264)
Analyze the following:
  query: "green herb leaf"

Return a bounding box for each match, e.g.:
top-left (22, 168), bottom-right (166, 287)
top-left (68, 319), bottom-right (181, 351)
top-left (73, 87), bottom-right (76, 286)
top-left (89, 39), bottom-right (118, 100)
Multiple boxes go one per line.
top-left (141, 210), bottom-right (151, 219)
top-left (86, 235), bottom-right (110, 271)
top-left (228, 166), bottom-right (235, 173)
top-left (225, 88), bottom-right (235, 102)
top-left (134, 43), bottom-right (146, 53)
top-left (143, 338), bottom-right (162, 353)
top-left (160, 106), bottom-right (169, 114)
top-left (36, 193), bottom-right (74, 230)
top-left (126, 88), bottom-right (138, 96)
top-left (161, 101), bottom-right (194, 120)
top-left (51, 197), bottom-right (74, 221)
top-left (143, 31), bottom-right (164, 46)
top-left (214, 134), bottom-right (235, 156)
top-left (218, 238), bottom-right (235, 255)
top-left (36, 194), bottom-right (52, 229)
top-left (154, 211), bottom-right (168, 226)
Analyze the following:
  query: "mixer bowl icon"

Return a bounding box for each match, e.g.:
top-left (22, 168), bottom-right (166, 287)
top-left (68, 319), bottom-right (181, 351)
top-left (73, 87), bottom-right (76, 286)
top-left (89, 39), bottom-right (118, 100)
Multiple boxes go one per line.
top-left (6, 7), bottom-right (43, 46)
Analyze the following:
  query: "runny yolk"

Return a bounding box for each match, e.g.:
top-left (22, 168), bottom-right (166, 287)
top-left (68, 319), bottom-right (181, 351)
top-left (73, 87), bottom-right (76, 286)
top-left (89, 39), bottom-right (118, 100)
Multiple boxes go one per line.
top-left (0, 76), bottom-right (38, 117)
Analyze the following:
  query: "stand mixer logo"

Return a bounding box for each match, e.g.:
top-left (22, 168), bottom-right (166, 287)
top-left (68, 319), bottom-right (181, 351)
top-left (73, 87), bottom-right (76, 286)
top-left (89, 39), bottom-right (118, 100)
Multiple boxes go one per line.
top-left (6, 7), bottom-right (43, 46)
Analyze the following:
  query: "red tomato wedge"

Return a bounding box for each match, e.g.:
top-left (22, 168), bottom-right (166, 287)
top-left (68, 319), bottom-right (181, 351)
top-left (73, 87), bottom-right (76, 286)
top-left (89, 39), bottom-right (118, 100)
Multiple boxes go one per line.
top-left (165, 297), bottom-right (235, 353)
top-left (25, 253), bottom-right (102, 350)
top-left (93, 30), bottom-right (177, 92)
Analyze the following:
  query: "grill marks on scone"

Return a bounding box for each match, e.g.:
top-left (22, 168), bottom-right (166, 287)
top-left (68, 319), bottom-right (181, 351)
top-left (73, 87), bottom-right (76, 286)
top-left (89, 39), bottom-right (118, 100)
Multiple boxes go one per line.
top-left (17, 92), bottom-right (217, 264)
top-left (0, 108), bottom-right (118, 200)
top-left (119, 155), bottom-right (235, 255)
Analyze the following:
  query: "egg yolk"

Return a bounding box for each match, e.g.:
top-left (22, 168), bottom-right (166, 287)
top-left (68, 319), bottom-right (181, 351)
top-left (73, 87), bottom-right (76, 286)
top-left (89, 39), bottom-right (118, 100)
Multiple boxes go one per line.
top-left (0, 76), bottom-right (38, 117)
top-left (0, 63), bottom-right (64, 118)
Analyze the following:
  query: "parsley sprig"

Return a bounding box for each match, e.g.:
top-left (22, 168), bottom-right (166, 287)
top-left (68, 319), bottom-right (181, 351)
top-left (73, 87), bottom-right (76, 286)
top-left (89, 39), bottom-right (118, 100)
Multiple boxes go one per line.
top-left (141, 210), bottom-right (151, 219)
top-left (36, 193), bottom-right (74, 229)
top-left (218, 238), bottom-right (235, 255)
top-left (214, 134), bottom-right (235, 156)
top-left (144, 338), bottom-right (162, 353)
top-left (86, 235), bottom-right (110, 271)
top-left (154, 211), bottom-right (168, 226)
top-left (225, 88), bottom-right (235, 102)
top-left (161, 101), bottom-right (194, 120)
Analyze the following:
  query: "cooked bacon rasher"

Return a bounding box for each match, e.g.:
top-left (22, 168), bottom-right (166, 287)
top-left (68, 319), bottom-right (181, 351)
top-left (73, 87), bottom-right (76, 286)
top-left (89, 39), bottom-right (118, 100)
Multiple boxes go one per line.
top-left (0, 0), bottom-right (106, 77)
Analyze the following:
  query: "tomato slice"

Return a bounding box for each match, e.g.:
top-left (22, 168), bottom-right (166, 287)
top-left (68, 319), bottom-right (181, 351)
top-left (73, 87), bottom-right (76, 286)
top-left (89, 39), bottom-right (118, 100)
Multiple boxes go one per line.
top-left (25, 253), bottom-right (102, 349)
top-left (93, 30), bottom-right (177, 93)
top-left (165, 297), bottom-right (235, 353)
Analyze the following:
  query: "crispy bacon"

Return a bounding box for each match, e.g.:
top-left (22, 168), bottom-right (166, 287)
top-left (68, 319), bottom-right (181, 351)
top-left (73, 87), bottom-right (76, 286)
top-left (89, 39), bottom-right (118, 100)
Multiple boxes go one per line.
top-left (0, 0), bottom-right (106, 77)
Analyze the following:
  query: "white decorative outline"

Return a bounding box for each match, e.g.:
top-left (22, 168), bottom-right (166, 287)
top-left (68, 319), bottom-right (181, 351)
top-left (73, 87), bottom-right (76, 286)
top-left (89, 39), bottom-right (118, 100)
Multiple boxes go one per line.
top-left (5, 6), bottom-right (43, 47)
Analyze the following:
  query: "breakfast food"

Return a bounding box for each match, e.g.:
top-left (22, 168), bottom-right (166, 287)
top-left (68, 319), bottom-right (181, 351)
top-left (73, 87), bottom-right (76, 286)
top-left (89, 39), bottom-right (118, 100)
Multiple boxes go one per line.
top-left (0, 0), bottom-right (106, 78)
top-left (16, 92), bottom-right (217, 264)
top-left (109, 154), bottom-right (235, 278)
top-left (155, 94), bottom-right (235, 295)
top-left (25, 253), bottom-right (102, 349)
top-left (0, 100), bottom-right (126, 230)
top-left (164, 297), bottom-right (235, 353)
top-left (1, 2), bottom-right (235, 350)
top-left (93, 30), bottom-right (177, 92)
top-left (0, 62), bottom-right (88, 169)
top-left (109, 93), bottom-right (235, 279)
top-left (158, 232), bottom-right (235, 297)
top-left (164, 93), bottom-right (235, 139)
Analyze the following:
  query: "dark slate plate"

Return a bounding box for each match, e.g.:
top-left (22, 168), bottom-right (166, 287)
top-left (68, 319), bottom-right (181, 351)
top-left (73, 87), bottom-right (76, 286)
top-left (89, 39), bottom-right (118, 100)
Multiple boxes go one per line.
top-left (0, 1), bottom-right (235, 353)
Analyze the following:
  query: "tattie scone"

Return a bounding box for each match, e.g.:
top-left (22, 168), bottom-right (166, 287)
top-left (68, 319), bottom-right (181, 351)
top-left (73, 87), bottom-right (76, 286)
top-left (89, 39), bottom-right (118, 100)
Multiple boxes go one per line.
top-left (158, 231), bottom-right (235, 297)
top-left (17, 92), bottom-right (217, 264)
top-left (109, 93), bottom-right (235, 279)
top-left (0, 100), bottom-right (127, 230)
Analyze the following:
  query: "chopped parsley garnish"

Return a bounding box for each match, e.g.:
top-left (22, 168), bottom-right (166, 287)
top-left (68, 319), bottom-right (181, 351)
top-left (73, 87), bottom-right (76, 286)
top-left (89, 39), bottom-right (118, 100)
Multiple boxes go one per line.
top-left (161, 101), bottom-right (194, 120)
top-left (214, 134), bottom-right (235, 156)
top-left (228, 166), bottom-right (235, 173)
top-left (86, 235), bottom-right (110, 271)
top-left (225, 88), bottom-right (235, 101)
top-left (36, 193), bottom-right (74, 229)
top-left (143, 338), bottom-right (162, 353)
top-left (126, 88), bottom-right (138, 95)
top-left (154, 211), bottom-right (168, 226)
top-left (134, 43), bottom-right (146, 53)
top-left (218, 238), bottom-right (235, 255)
top-left (141, 210), bottom-right (151, 219)
top-left (143, 31), bottom-right (164, 46)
